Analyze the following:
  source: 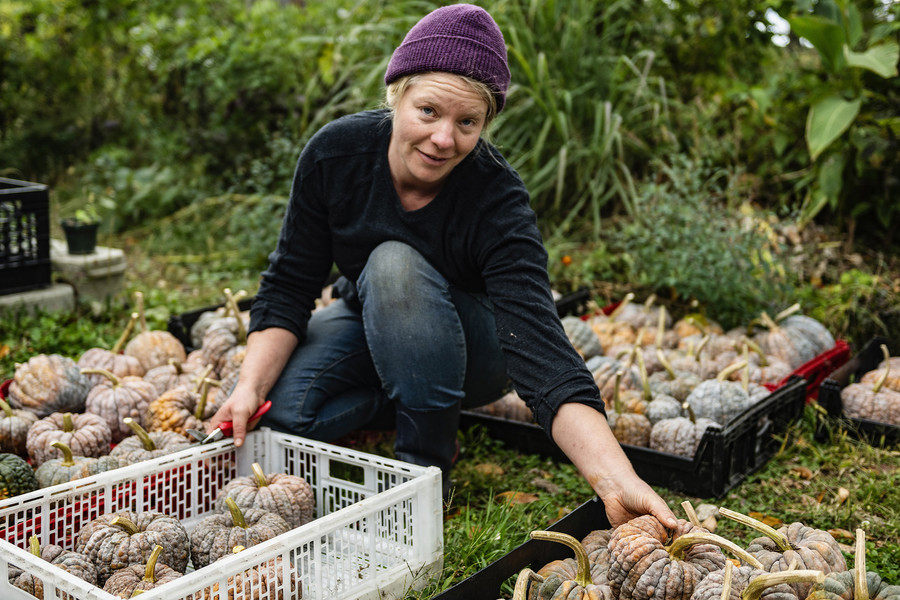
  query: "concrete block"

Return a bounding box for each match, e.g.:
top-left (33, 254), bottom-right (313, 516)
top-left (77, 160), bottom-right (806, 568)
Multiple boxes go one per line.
top-left (50, 239), bottom-right (127, 303)
top-left (0, 282), bottom-right (75, 315)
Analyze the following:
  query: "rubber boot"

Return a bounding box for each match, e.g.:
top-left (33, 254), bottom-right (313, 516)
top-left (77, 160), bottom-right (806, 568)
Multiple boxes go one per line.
top-left (394, 403), bottom-right (460, 499)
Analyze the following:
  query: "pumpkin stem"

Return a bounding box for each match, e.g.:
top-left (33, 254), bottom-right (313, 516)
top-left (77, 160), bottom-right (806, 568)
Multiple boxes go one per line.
top-left (742, 570), bottom-right (825, 600)
top-left (233, 545), bottom-right (246, 554)
top-left (225, 497), bottom-right (249, 529)
top-left (608, 292), bottom-right (635, 322)
top-left (655, 306), bottom-right (667, 350)
top-left (681, 501), bottom-right (701, 527)
top-left (635, 349), bottom-right (652, 403)
top-left (759, 311), bottom-right (779, 331)
top-left (80, 367), bottom-right (121, 388)
top-left (112, 312), bottom-right (139, 354)
top-left (773, 303), bottom-right (802, 323)
top-left (224, 288), bottom-right (248, 346)
top-left (134, 291), bottom-right (148, 333)
top-left (251, 463), bottom-right (269, 488)
top-left (657, 349), bottom-right (677, 380)
top-left (613, 370), bottom-right (625, 414)
top-left (193, 378), bottom-right (213, 421)
top-left (741, 336), bottom-right (769, 367)
top-left (123, 417), bottom-right (157, 451)
top-left (682, 401), bottom-right (697, 424)
top-left (110, 516), bottom-right (141, 536)
top-left (50, 440), bottom-right (76, 467)
top-left (62, 412), bottom-right (75, 433)
top-left (512, 568), bottom-right (545, 600)
top-left (168, 358), bottom-right (184, 375)
top-left (695, 335), bottom-right (710, 362)
top-left (720, 561), bottom-right (734, 600)
top-left (0, 398), bottom-right (13, 419)
top-left (717, 361), bottom-right (748, 382)
top-left (854, 528), bottom-right (869, 600)
top-left (142, 545), bottom-right (163, 584)
top-left (131, 590), bottom-right (146, 597)
top-left (529, 530), bottom-right (592, 588)
top-left (28, 535), bottom-right (41, 557)
top-left (872, 345), bottom-right (890, 394)
top-left (717, 507), bottom-right (792, 552)
top-left (666, 531), bottom-right (763, 570)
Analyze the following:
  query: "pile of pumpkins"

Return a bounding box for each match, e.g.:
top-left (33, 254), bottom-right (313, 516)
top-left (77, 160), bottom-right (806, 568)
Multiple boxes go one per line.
top-left (841, 343), bottom-right (900, 427)
top-left (0, 288), bottom-right (250, 500)
top-left (8, 461), bottom-right (312, 599)
top-left (474, 295), bottom-right (837, 458)
top-left (509, 503), bottom-right (899, 600)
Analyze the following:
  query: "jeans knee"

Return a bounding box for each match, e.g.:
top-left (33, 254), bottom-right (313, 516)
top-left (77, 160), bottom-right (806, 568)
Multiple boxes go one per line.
top-left (359, 241), bottom-right (439, 307)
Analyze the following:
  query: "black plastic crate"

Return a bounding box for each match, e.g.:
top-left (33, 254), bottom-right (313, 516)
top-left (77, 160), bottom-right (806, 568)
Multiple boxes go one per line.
top-left (461, 375), bottom-right (807, 499)
top-left (0, 177), bottom-right (51, 295)
top-left (167, 295), bottom-right (255, 352)
top-left (817, 336), bottom-right (899, 445)
top-left (433, 496), bottom-right (611, 600)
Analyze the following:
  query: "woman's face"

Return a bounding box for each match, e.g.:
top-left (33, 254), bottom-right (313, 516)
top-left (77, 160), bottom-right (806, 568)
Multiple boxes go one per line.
top-left (388, 72), bottom-right (488, 198)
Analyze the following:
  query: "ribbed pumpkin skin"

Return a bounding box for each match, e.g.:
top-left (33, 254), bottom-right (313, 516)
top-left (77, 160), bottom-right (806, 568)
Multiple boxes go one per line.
top-left (530, 574), bottom-right (615, 600)
top-left (194, 556), bottom-right (298, 600)
top-left (102, 561), bottom-right (182, 597)
top-left (26, 412), bottom-right (112, 467)
top-left (214, 472), bottom-right (315, 529)
top-left (841, 383), bottom-right (900, 426)
top-left (562, 316), bottom-right (604, 360)
top-left (690, 565), bottom-right (800, 600)
top-left (146, 387), bottom-right (215, 436)
top-left (8, 354), bottom-right (92, 417)
top-left (645, 393), bottom-right (682, 425)
top-left (649, 416), bottom-right (719, 458)
top-left (807, 570), bottom-right (900, 600)
top-left (581, 529), bottom-right (613, 568)
top-left (0, 453), bottom-right (39, 499)
top-left (35, 453), bottom-right (120, 488)
top-left (190, 508), bottom-right (291, 569)
top-left (472, 390), bottom-right (534, 422)
top-left (109, 430), bottom-right (193, 463)
top-left (607, 516), bottom-right (726, 600)
top-left (685, 380), bottom-right (752, 427)
top-left (746, 522), bottom-right (847, 599)
top-left (0, 405), bottom-right (37, 455)
top-left (143, 362), bottom-right (204, 396)
top-left (85, 376), bottom-right (158, 443)
top-left (12, 544), bottom-right (99, 598)
top-left (75, 511), bottom-right (190, 584)
top-left (78, 348), bottom-right (145, 387)
top-left (124, 330), bottom-right (187, 372)
top-left (607, 411), bottom-right (651, 447)
top-left (648, 370), bottom-right (701, 402)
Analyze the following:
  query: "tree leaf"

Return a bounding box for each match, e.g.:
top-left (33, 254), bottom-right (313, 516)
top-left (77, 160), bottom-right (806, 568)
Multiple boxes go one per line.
top-left (844, 42), bottom-right (900, 78)
top-left (788, 15), bottom-right (846, 71)
top-left (806, 94), bottom-right (862, 161)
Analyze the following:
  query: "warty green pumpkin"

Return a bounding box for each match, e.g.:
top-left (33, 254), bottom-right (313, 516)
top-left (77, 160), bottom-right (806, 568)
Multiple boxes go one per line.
top-left (7, 354), bottom-right (92, 418)
top-left (34, 440), bottom-right (120, 488)
top-left (0, 452), bottom-right (39, 500)
top-left (102, 544), bottom-right (182, 598)
top-left (109, 418), bottom-right (193, 463)
top-left (806, 529), bottom-right (900, 600)
top-left (190, 497), bottom-right (291, 569)
top-left (214, 462), bottom-right (314, 529)
top-left (12, 535), bottom-right (99, 600)
top-left (0, 397), bottom-right (38, 455)
top-left (82, 367), bottom-right (158, 443)
top-left (690, 559), bottom-right (825, 600)
top-left (26, 411), bottom-right (112, 467)
top-left (528, 530), bottom-right (614, 600)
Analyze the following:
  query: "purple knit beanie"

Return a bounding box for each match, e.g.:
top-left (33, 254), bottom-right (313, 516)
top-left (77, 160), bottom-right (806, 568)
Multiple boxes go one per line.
top-left (384, 3), bottom-right (510, 111)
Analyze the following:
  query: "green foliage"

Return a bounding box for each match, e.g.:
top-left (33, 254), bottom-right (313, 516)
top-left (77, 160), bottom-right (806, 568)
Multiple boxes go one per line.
top-left (605, 155), bottom-right (793, 329)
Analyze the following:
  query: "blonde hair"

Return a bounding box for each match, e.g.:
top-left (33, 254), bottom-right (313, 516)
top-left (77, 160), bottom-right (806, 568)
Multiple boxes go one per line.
top-left (384, 73), bottom-right (499, 129)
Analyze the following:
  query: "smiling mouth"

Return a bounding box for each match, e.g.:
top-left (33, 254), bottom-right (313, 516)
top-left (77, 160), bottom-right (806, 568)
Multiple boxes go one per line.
top-left (418, 149), bottom-right (450, 164)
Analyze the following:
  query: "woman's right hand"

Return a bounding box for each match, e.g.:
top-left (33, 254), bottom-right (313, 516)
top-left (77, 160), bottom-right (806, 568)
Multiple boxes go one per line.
top-left (205, 381), bottom-right (265, 447)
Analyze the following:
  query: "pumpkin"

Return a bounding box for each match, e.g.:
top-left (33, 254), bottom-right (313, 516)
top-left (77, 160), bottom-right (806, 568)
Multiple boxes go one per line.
top-left (732, 338), bottom-right (794, 385)
top-left (109, 418), bottom-right (193, 463)
top-left (580, 528), bottom-right (613, 570)
top-left (606, 515), bottom-right (762, 600)
top-left (145, 378), bottom-right (217, 436)
top-left (562, 315), bottom-right (604, 361)
top-left (143, 359), bottom-right (210, 396)
top-left (26, 411), bottom-right (112, 467)
top-left (842, 344), bottom-right (900, 426)
top-left (683, 361), bottom-right (754, 427)
top-left (0, 396), bottom-right (38, 455)
top-left (124, 291), bottom-right (188, 372)
top-left (527, 530), bottom-right (614, 600)
top-left (807, 529), bottom-right (900, 600)
top-left (615, 294), bottom-right (673, 332)
top-left (648, 348), bottom-right (701, 402)
top-left (719, 507), bottom-right (847, 599)
top-left (751, 306), bottom-right (834, 370)
top-left (82, 367), bottom-right (158, 443)
top-left (214, 462), bottom-right (314, 529)
top-left (589, 294), bottom-right (638, 351)
top-left (190, 497), bottom-right (291, 569)
top-left (12, 535), bottom-right (99, 600)
top-left (77, 312), bottom-right (145, 387)
top-left (75, 510), bottom-right (190, 584)
top-left (649, 403), bottom-right (720, 458)
top-left (7, 354), bottom-right (92, 417)
top-left (189, 289), bottom-right (250, 349)
top-left (102, 544), bottom-right (182, 598)
top-left (34, 440), bottom-right (120, 487)
top-left (591, 354), bottom-right (641, 402)
top-left (607, 371), bottom-right (651, 447)
top-left (200, 288), bottom-right (249, 375)
top-left (194, 547), bottom-right (299, 600)
top-left (0, 452), bottom-right (39, 499)
top-left (691, 559), bottom-right (825, 600)
top-left (471, 389), bottom-right (533, 422)
top-left (672, 312), bottom-right (724, 339)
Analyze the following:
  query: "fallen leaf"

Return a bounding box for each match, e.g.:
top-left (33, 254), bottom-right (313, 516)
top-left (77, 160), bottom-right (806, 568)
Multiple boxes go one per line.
top-left (749, 512), bottom-right (783, 528)
top-left (0, 344), bottom-right (9, 359)
top-left (828, 528), bottom-right (855, 541)
top-left (474, 463), bottom-right (505, 476)
top-left (728, 558), bottom-right (741, 568)
top-left (836, 487), bottom-right (850, 505)
top-left (816, 491), bottom-right (826, 504)
top-left (496, 491), bottom-right (540, 505)
top-left (790, 466), bottom-right (814, 480)
top-left (531, 477), bottom-right (559, 494)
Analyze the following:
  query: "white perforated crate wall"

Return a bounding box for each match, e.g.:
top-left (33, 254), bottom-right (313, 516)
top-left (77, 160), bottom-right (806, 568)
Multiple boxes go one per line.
top-left (0, 427), bottom-right (443, 600)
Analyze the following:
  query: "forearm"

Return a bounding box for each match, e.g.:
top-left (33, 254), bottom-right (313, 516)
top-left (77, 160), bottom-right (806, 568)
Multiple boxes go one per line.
top-left (234, 328), bottom-right (299, 397)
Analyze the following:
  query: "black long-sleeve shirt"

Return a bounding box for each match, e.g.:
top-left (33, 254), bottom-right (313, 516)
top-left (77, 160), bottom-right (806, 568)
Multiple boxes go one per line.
top-left (249, 109), bottom-right (604, 435)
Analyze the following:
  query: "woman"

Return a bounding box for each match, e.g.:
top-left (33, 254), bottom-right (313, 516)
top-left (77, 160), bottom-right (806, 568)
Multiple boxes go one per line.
top-left (207, 3), bottom-right (676, 529)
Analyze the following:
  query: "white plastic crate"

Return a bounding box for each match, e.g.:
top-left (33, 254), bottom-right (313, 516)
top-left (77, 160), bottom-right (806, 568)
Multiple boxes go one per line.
top-left (0, 427), bottom-right (443, 600)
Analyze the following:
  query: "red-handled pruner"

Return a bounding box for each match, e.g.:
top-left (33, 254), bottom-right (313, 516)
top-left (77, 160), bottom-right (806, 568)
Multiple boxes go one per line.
top-left (197, 400), bottom-right (272, 444)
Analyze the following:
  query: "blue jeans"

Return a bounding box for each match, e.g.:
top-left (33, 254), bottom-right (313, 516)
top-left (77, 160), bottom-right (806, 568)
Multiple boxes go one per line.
top-left (259, 241), bottom-right (510, 442)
